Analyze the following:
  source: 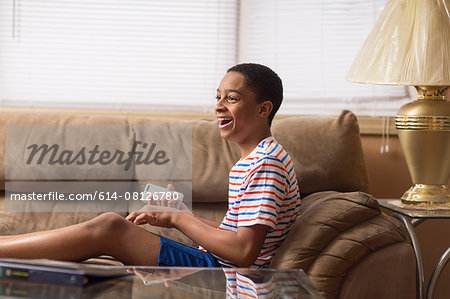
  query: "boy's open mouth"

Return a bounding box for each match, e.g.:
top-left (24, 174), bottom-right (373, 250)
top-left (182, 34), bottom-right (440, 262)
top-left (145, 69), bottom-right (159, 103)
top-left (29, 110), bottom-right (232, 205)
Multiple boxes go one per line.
top-left (218, 117), bottom-right (233, 128)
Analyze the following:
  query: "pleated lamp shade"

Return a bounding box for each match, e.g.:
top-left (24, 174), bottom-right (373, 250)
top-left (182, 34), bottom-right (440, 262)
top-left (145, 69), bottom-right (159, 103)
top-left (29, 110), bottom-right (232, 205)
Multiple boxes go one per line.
top-left (347, 0), bottom-right (450, 85)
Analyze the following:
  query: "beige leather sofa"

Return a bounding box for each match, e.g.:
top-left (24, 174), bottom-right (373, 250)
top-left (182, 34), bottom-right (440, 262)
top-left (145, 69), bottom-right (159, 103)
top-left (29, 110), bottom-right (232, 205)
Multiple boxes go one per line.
top-left (0, 108), bottom-right (415, 298)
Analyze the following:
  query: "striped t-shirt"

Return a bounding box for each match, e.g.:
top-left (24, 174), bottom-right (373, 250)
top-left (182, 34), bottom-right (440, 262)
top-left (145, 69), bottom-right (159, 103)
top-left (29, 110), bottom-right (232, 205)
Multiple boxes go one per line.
top-left (216, 136), bottom-right (301, 268)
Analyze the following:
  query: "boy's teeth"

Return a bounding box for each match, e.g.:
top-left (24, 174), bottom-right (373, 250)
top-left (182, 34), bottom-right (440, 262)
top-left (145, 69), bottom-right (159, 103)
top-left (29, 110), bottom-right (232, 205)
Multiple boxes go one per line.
top-left (218, 118), bottom-right (232, 126)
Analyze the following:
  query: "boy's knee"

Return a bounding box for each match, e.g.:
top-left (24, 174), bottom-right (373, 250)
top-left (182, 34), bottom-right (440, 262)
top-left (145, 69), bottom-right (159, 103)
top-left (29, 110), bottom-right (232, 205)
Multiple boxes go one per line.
top-left (86, 212), bottom-right (127, 237)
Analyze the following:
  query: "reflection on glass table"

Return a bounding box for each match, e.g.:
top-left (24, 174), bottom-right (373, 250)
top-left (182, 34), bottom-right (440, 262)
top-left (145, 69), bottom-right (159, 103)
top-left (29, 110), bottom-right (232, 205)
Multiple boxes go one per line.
top-left (0, 265), bottom-right (323, 299)
top-left (132, 267), bottom-right (323, 299)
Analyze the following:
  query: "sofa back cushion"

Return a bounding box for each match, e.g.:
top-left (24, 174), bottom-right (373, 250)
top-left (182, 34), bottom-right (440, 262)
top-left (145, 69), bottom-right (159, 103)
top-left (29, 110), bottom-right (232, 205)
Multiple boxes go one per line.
top-left (188, 110), bottom-right (369, 203)
top-left (0, 109), bottom-right (368, 202)
top-left (0, 110), bottom-right (133, 191)
top-left (271, 110), bottom-right (369, 195)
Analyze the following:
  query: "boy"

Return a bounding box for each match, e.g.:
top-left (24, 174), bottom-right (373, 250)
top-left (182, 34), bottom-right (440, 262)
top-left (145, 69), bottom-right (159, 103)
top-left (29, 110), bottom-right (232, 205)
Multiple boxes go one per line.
top-left (0, 63), bottom-right (301, 268)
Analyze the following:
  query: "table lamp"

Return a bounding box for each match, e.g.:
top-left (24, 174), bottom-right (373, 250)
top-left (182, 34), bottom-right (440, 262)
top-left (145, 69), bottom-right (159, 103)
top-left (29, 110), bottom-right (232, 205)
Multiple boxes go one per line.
top-left (347, 0), bottom-right (450, 205)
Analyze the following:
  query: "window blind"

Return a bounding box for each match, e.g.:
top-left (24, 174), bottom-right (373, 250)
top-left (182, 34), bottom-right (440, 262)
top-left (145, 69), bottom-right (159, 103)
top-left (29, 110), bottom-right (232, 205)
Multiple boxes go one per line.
top-left (0, 0), bottom-right (411, 116)
top-left (239, 0), bottom-right (410, 116)
top-left (0, 0), bottom-right (238, 111)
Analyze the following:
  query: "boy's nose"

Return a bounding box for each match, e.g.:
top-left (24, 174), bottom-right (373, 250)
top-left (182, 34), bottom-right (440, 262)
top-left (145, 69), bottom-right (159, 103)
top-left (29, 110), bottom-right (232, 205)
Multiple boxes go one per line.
top-left (214, 99), bottom-right (226, 113)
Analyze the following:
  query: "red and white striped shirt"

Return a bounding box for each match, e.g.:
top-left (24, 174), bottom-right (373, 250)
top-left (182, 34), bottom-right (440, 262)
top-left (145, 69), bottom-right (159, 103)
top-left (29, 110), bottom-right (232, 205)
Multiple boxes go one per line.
top-left (216, 136), bottom-right (301, 268)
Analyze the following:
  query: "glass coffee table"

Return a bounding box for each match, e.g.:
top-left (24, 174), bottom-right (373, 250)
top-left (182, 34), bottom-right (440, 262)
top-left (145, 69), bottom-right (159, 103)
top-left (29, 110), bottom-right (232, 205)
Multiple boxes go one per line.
top-left (0, 265), bottom-right (323, 298)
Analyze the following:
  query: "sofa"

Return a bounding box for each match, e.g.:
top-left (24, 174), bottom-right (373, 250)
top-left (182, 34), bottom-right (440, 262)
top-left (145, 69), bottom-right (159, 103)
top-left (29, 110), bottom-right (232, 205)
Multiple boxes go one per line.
top-left (0, 108), bottom-right (415, 298)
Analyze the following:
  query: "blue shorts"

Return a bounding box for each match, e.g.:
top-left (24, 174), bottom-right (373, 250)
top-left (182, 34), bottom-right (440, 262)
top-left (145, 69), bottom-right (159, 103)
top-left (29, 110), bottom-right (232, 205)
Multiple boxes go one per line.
top-left (157, 235), bottom-right (221, 267)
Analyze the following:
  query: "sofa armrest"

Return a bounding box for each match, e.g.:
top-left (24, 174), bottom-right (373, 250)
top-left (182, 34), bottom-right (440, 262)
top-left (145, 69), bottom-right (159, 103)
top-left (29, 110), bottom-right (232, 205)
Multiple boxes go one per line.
top-left (270, 191), bottom-right (414, 298)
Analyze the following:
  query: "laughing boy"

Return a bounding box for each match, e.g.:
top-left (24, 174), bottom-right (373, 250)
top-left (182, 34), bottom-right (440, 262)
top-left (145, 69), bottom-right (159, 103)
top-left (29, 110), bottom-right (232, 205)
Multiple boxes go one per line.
top-left (0, 63), bottom-right (301, 269)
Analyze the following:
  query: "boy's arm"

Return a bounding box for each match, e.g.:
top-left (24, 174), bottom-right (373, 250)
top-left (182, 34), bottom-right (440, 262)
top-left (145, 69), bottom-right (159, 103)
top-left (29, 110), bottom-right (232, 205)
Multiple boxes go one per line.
top-left (126, 211), bottom-right (269, 267)
top-left (136, 205), bottom-right (220, 228)
top-left (189, 213), bottom-right (221, 228)
top-left (174, 212), bottom-right (270, 267)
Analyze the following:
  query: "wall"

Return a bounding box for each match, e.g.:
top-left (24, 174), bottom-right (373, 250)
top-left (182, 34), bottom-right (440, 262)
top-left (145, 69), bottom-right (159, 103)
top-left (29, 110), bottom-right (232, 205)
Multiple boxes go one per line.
top-left (361, 134), bottom-right (450, 299)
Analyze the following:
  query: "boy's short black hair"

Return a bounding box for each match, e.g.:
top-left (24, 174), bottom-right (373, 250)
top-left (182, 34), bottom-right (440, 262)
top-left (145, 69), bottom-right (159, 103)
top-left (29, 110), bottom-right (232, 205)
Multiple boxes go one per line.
top-left (227, 63), bottom-right (283, 126)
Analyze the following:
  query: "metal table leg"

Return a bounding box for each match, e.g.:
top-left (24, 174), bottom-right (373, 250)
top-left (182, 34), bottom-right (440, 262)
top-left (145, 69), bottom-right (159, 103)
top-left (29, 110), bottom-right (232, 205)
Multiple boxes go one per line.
top-left (426, 247), bottom-right (450, 299)
top-left (392, 213), bottom-right (425, 299)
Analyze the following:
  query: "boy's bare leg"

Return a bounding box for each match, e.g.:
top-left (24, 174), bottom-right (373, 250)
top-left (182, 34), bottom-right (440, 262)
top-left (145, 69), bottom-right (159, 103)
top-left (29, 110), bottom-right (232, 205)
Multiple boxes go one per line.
top-left (0, 212), bottom-right (160, 265)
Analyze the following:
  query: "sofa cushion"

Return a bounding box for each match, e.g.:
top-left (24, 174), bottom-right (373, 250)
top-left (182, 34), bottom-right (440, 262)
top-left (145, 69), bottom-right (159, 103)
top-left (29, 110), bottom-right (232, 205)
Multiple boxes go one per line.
top-left (0, 108), bottom-right (370, 235)
top-left (128, 116), bottom-right (241, 204)
top-left (270, 191), bottom-right (381, 269)
top-left (271, 110), bottom-right (369, 195)
top-left (0, 109), bottom-right (368, 198)
top-left (0, 110), bottom-right (133, 191)
top-left (0, 191), bottom-right (128, 234)
top-left (188, 110), bottom-right (369, 202)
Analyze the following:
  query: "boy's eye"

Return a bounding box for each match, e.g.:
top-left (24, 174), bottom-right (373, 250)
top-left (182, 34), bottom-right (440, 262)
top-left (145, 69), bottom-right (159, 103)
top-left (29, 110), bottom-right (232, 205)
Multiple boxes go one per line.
top-left (227, 96), bottom-right (238, 102)
top-left (215, 95), bottom-right (221, 101)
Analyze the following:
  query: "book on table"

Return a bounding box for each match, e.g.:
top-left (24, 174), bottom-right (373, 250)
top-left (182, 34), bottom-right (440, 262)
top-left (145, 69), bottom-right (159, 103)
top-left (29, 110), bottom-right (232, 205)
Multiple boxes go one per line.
top-left (0, 258), bottom-right (129, 287)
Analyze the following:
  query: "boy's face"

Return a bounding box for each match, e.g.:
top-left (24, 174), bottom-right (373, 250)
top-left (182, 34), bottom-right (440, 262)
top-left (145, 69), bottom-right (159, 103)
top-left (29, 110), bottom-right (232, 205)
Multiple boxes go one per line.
top-left (215, 71), bottom-right (268, 144)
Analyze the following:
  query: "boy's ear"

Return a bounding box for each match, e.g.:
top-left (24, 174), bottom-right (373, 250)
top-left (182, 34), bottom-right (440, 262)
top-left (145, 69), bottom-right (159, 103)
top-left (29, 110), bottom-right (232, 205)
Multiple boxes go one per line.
top-left (258, 100), bottom-right (273, 118)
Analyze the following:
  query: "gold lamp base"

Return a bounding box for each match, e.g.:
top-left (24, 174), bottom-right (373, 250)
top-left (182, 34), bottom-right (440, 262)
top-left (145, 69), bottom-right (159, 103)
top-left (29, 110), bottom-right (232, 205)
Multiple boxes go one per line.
top-left (401, 184), bottom-right (450, 205)
top-left (395, 86), bottom-right (450, 205)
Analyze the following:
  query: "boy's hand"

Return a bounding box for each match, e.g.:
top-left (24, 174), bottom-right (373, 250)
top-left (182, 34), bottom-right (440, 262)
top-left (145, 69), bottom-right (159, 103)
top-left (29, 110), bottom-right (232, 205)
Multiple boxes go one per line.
top-left (140, 184), bottom-right (190, 212)
top-left (126, 211), bottom-right (176, 228)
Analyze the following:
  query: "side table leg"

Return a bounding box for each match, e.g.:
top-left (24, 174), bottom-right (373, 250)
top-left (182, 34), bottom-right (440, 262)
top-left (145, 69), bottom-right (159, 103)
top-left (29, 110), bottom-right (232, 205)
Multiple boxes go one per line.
top-left (426, 247), bottom-right (450, 299)
top-left (392, 213), bottom-right (425, 299)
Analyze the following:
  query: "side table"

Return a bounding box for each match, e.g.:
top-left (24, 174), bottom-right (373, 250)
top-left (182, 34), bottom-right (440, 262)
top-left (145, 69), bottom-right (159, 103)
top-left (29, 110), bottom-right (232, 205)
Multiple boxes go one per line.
top-left (377, 199), bottom-right (450, 299)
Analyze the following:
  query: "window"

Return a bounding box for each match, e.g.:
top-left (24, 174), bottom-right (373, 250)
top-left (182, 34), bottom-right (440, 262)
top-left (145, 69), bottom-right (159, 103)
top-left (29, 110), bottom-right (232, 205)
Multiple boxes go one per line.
top-left (239, 0), bottom-right (409, 116)
top-left (0, 0), bottom-right (410, 115)
top-left (0, 0), bottom-right (238, 111)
